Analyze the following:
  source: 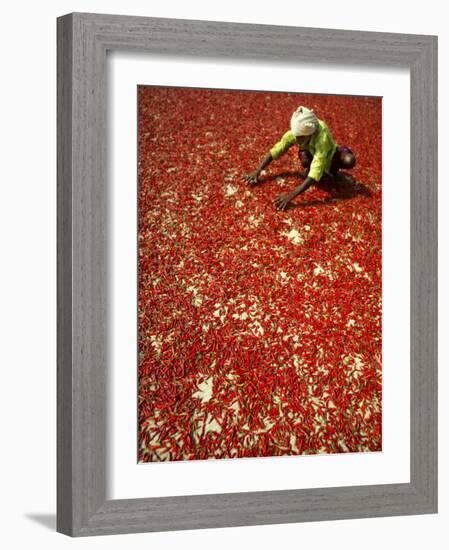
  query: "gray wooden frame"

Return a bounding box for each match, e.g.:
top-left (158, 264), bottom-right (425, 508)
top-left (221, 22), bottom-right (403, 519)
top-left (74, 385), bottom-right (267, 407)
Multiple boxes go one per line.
top-left (57, 12), bottom-right (438, 537)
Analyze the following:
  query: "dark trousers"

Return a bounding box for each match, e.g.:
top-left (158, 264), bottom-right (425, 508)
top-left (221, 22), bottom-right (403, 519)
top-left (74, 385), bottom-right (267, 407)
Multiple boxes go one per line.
top-left (299, 146), bottom-right (355, 176)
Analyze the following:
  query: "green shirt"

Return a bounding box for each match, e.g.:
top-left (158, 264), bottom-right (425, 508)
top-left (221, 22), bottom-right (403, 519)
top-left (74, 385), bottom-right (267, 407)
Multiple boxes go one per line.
top-left (269, 119), bottom-right (338, 181)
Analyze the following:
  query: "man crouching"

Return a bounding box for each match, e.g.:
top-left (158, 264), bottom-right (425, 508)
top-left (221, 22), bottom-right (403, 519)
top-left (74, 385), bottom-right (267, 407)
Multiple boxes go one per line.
top-left (242, 106), bottom-right (356, 210)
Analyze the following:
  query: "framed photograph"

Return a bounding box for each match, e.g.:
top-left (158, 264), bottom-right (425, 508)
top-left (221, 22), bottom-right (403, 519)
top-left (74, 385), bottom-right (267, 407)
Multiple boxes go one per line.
top-left (57, 12), bottom-right (437, 536)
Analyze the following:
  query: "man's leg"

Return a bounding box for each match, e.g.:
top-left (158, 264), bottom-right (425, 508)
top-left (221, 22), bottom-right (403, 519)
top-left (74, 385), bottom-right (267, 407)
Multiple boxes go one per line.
top-left (330, 146), bottom-right (356, 177)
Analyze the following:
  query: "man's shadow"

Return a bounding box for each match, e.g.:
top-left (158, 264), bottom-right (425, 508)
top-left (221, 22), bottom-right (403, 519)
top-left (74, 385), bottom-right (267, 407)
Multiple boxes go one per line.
top-left (258, 171), bottom-right (372, 208)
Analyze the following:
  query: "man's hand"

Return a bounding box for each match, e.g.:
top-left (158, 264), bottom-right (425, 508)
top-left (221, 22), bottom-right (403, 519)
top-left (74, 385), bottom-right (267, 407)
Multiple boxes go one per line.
top-left (241, 171), bottom-right (260, 186)
top-left (273, 193), bottom-right (294, 211)
top-left (242, 153), bottom-right (273, 187)
top-left (274, 176), bottom-right (316, 210)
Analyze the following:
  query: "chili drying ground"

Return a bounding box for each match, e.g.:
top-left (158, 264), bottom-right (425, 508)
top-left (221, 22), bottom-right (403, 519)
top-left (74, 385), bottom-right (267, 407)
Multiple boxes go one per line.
top-left (138, 87), bottom-right (382, 462)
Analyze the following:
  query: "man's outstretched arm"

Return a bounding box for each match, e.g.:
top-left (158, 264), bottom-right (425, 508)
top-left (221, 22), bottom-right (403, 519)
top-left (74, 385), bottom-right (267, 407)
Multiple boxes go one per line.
top-left (273, 176), bottom-right (316, 211)
top-left (241, 152), bottom-right (273, 186)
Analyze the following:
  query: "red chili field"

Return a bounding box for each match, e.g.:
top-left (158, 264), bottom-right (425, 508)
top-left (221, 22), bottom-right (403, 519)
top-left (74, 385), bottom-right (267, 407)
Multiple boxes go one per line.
top-left (137, 86), bottom-right (382, 462)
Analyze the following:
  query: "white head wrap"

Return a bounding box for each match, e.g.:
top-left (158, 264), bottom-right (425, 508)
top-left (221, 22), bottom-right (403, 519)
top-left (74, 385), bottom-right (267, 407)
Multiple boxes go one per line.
top-left (290, 106), bottom-right (318, 137)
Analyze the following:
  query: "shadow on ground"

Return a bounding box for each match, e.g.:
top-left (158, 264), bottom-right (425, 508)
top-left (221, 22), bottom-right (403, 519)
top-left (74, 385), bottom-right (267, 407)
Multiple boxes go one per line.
top-left (25, 513), bottom-right (56, 531)
top-left (280, 173), bottom-right (373, 210)
top-left (250, 171), bottom-right (373, 205)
